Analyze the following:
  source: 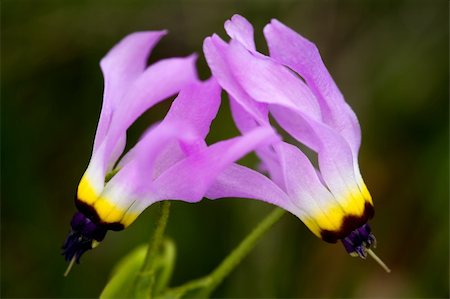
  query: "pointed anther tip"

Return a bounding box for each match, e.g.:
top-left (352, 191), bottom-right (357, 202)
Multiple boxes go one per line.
top-left (63, 255), bottom-right (77, 277)
top-left (367, 249), bottom-right (391, 273)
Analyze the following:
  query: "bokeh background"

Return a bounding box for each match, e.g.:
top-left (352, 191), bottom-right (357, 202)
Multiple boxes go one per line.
top-left (2, 0), bottom-right (449, 298)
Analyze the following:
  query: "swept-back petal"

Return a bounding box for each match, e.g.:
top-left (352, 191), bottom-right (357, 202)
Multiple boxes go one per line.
top-left (275, 142), bottom-right (344, 238)
top-left (274, 105), bottom-right (370, 217)
top-left (150, 127), bottom-right (280, 203)
top-left (227, 40), bottom-right (321, 119)
top-left (119, 78), bottom-right (221, 178)
top-left (229, 98), bottom-right (285, 188)
top-left (203, 35), bottom-right (268, 125)
top-left (95, 31), bottom-right (167, 152)
top-left (277, 141), bottom-right (373, 242)
top-left (213, 35), bottom-right (372, 229)
top-left (84, 122), bottom-right (198, 228)
top-left (225, 40), bottom-right (322, 150)
top-left (78, 53), bottom-right (197, 209)
top-left (102, 55), bottom-right (198, 168)
top-left (205, 163), bottom-right (296, 213)
top-left (161, 77), bottom-right (221, 153)
top-left (224, 14), bottom-right (256, 51)
top-left (264, 19), bottom-right (361, 154)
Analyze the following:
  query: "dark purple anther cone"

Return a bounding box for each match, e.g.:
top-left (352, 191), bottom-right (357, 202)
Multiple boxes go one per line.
top-left (62, 212), bottom-right (107, 263)
top-left (340, 223), bottom-right (376, 259)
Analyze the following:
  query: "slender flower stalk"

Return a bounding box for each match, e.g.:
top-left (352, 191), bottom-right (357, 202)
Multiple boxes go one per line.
top-left (199, 207), bottom-right (286, 296)
top-left (134, 201), bottom-right (171, 298)
top-left (161, 208), bottom-right (286, 298)
top-left (203, 15), bottom-right (389, 269)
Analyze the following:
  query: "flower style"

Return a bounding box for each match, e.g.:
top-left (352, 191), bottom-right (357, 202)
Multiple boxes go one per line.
top-left (203, 15), bottom-right (386, 266)
top-left (63, 30), bottom-right (279, 264)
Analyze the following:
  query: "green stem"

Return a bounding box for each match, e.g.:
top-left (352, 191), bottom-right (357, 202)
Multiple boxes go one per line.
top-left (134, 201), bottom-right (171, 298)
top-left (153, 238), bottom-right (177, 295)
top-left (163, 207), bottom-right (286, 298)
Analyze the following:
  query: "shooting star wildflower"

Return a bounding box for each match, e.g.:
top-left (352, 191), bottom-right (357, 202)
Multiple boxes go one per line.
top-left (62, 31), bottom-right (279, 271)
top-left (203, 15), bottom-right (389, 271)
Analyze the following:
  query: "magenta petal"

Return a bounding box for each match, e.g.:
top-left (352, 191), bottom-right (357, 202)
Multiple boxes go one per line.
top-left (270, 105), bottom-right (320, 150)
top-left (205, 163), bottom-right (296, 213)
top-left (95, 31), bottom-right (167, 152)
top-left (275, 142), bottom-right (335, 207)
top-left (161, 78), bottom-right (221, 153)
top-left (222, 37), bottom-right (362, 198)
top-left (96, 121), bottom-right (200, 224)
top-left (101, 55), bottom-right (198, 171)
top-left (148, 78), bottom-right (221, 179)
top-left (224, 14), bottom-right (256, 51)
top-left (107, 134), bottom-right (127, 172)
top-left (105, 121), bottom-right (198, 197)
top-left (229, 98), bottom-right (285, 188)
top-left (226, 40), bottom-right (322, 121)
top-left (118, 78), bottom-right (220, 176)
top-left (291, 111), bottom-right (366, 215)
top-left (203, 35), bottom-right (269, 125)
top-left (150, 127), bottom-right (280, 202)
top-left (275, 142), bottom-right (343, 234)
top-left (264, 19), bottom-right (361, 154)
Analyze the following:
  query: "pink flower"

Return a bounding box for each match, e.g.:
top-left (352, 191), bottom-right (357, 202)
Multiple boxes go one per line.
top-left (204, 15), bottom-right (378, 259)
top-left (63, 30), bottom-right (278, 263)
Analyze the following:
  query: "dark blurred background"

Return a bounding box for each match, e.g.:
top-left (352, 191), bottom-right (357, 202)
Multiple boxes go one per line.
top-left (2, 0), bottom-right (449, 298)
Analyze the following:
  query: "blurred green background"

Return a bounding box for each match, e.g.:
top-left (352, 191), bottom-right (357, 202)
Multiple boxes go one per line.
top-left (2, 0), bottom-right (449, 298)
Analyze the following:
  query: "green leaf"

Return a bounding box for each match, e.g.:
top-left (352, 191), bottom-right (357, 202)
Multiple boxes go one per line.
top-left (100, 244), bottom-right (148, 299)
top-left (100, 239), bottom-right (177, 299)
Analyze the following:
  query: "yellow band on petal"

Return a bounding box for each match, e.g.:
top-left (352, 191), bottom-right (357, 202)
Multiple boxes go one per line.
top-left (360, 182), bottom-right (373, 205)
top-left (303, 185), bottom-right (374, 243)
top-left (77, 175), bottom-right (99, 205)
top-left (339, 186), bottom-right (368, 217)
top-left (76, 176), bottom-right (138, 228)
top-left (94, 197), bottom-right (139, 228)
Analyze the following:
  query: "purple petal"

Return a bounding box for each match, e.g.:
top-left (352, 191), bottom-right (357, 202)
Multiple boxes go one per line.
top-left (88, 78), bottom-right (223, 227)
top-left (269, 105), bottom-right (320, 151)
top-left (120, 78), bottom-right (221, 178)
top-left (94, 121), bottom-right (199, 226)
top-left (107, 122), bottom-right (198, 194)
top-left (94, 31), bottom-right (167, 152)
top-left (161, 78), bottom-right (221, 153)
top-left (218, 37), bottom-right (369, 212)
top-left (149, 77), bottom-right (222, 180)
top-left (264, 19), bottom-right (361, 154)
top-left (101, 55), bottom-right (198, 172)
top-left (150, 127), bottom-right (280, 202)
top-left (229, 98), bottom-right (285, 188)
top-left (224, 14), bottom-right (256, 51)
top-left (226, 40), bottom-right (321, 120)
top-left (275, 141), bottom-right (342, 235)
top-left (205, 163), bottom-right (297, 213)
top-left (224, 40), bottom-right (322, 150)
top-left (203, 35), bottom-right (269, 125)
top-left (106, 135), bottom-right (126, 172)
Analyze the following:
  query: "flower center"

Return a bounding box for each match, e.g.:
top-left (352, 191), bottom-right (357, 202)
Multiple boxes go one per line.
top-left (62, 212), bottom-right (108, 263)
top-left (340, 223), bottom-right (376, 258)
